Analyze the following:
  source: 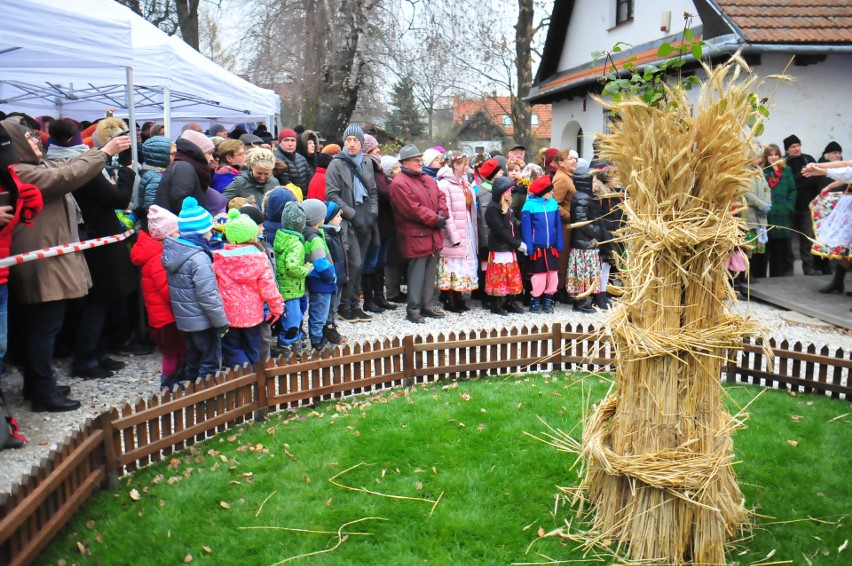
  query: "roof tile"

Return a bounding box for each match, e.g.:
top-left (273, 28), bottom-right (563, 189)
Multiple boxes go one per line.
top-left (715, 0), bottom-right (852, 43)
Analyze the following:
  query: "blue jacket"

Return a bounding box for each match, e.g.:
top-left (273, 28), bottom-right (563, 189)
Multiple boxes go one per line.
top-left (138, 136), bottom-right (172, 208)
top-left (304, 227), bottom-right (337, 293)
top-left (521, 195), bottom-right (563, 253)
top-left (161, 237), bottom-right (229, 332)
top-left (262, 187), bottom-right (296, 241)
top-left (322, 223), bottom-right (348, 287)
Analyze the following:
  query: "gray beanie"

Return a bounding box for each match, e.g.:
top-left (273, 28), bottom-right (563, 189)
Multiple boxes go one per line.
top-left (381, 155), bottom-right (399, 177)
top-left (342, 123), bottom-right (365, 146)
top-left (302, 198), bottom-right (327, 227)
top-left (281, 201), bottom-right (306, 232)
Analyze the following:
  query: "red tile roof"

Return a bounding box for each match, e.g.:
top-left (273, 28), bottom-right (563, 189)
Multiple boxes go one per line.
top-left (715, 0), bottom-right (852, 43)
top-left (453, 96), bottom-right (552, 139)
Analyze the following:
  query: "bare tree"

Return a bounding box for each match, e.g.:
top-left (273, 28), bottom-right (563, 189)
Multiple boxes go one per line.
top-left (198, 4), bottom-right (238, 71)
top-left (117, 0), bottom-right (203, 50)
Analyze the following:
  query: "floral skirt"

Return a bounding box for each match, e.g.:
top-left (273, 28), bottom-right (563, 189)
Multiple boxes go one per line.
top-left (811, 191), bottom-right (852, 260)
top-left (745, 229), bottom-right (766, 255)
top-left (437, 223), bottom-right (479, 291)
top-left (484, 253), bottom-right (523, 296)
top-left (566, 248), bottom-right (601, 294)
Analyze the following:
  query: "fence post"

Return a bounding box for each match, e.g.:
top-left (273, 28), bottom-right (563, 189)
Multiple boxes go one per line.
top-left (254, 360), bottom-right (269, 422)
top-left (98, 412), bottom-right (119, 490)
top-left (551, 323), bottom-right (563, 372)
top-left (403, 335), bottom-right (415, 387)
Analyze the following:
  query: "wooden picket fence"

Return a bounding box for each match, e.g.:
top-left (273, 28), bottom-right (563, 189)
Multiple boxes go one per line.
top-left (1, 323), bottom-right (849, 565)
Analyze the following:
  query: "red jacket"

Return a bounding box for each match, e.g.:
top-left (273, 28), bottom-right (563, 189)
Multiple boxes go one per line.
top-left (130, 230), bottom-right (175, 328)
top-left (0, 166), bottom-right (43, 285)
top-left (389, 169), bottom-right (448, 259)
top-left (306, 167), bottom-right (327, 201)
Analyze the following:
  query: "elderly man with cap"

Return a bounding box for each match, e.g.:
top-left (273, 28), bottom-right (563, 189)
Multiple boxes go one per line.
top-left (273, 127), bottom-right (311, 192)
top-left (389, 144), bottom-right (450, 323)
top-left (783, 134), bottom-right (824, 275)
top-left (507, 142), bottom-right (526, 164)
top-left (325, 124), bottom-right (380, 322)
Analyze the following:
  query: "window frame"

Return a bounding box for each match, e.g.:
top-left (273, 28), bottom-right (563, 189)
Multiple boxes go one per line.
top-left (615, 0), bottom-right (634, 26)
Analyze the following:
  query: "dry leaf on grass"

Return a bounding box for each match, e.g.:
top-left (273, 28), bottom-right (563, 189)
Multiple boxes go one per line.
top-left (86, 520), bottom-right (96, 529)
top-left (219, 501), bottom-right (230, 509)
top-left (77, 541), bottom-right (86, 554)
top-left (129, 489), bottom-right (141, 501)
top-left (184, 553), bottom-right (193, 563)
top-left (787, 440), bottom-right (799, 447)
top-left (791, 415), bottom-right (801, 422)
top-left (839, 539), bottom-right (848, 553)
top-left (415, 481), bottom-right (423, 490)
top-left (202, 546), bottom-right (212, 554)
top-left (460, 393), bottom-right (471, 401)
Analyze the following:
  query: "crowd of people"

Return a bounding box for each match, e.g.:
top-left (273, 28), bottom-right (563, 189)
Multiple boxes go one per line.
top-left (0, 109), bottom-right (849, 450)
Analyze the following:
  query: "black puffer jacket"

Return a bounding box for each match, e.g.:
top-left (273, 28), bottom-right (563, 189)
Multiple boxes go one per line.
top-left (569, 174), bottom-right (605, 250)
top-left (274, 147), bottom-right (311, 192)
top-left (485, 178), bottom-right (523, 252)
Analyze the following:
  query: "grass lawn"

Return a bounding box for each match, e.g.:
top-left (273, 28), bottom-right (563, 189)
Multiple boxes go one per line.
top-left (39, 374), bottom-right (850, 565)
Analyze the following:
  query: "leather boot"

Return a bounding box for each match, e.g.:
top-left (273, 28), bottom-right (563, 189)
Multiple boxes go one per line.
top-left (455, 291), bottom-right (470, 312)
top-left (504, 296), bottom-right (526, 314)
top-left (445, 291), bottom-right (464, 313)
top-left (819, 266), bottom-right (846, 294)
top-left (361, 273), bottom-right (384, 313)
top-left (372, 270), bottom-right (398, 310)
top-left (593, 292), bottom-right (612, 310)
top-left (490, 297), bottom-right (508, 315)
top-left (573, 296), bottom-right (595, 314)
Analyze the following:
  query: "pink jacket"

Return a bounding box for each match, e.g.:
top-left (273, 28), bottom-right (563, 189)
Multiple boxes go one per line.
top-left (436, 167), bottom-right (477, 259)
top-left (212, 244), bottom-right (283, 328)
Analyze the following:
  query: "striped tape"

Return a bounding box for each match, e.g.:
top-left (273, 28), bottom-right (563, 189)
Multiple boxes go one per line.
top-left (0, 227), bottom-right (138, 269)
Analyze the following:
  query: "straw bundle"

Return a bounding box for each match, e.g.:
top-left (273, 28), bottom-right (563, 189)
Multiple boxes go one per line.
top-left (578, 57), bottom-right (770, 563)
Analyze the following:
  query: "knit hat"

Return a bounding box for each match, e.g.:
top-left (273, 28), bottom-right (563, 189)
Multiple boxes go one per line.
top-left (543, 148), bottom-right (560, 172)
top-left (180, 130), bottom-right (215, 154)
top-left (321, 143), bottom-right (341, 155)
top-left (325, 201), bottom-right (342, 223)
top-left (302, 198), bottom-right (327, 227)
top-left (342, 123), bottom-right (365, 146)
top-left (224, 208), bottom-right (258, 244)
top-left (479, 158), bottom-right (500, 180)
top-left (381, 155), bottom-right (399, 177)
top-left (178, 196), bottom-right (214, 236)
top-left (280, 201), bottom-right (306, 232)
top-left (239, 204), bottom-right (265, 226)
top-left (363, 134), bottom-right (379, 154)
top-left (529, 176), bottom-right (553, 197)
top-left (422, 148), bottom-right (442, 168)
top-left (147, 205), bottom-right (179, 240)
top-left (823, 141), bottom-right (842, 155)
top-left (783, 134), bottom-right (801, 151)
top-left (575, 158), bottom-right (591, 175)
top-left (278, 128), bottom-right (298, 142)
top-left (315, 152), bottom-right (333, 170)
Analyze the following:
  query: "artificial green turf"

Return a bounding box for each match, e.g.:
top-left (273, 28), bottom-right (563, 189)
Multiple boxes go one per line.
top-left (38, 375), bottom-right (850, 565)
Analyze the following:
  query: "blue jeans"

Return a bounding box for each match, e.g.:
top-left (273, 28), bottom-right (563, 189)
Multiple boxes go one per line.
top-left (221, 325), bottom-right (261, 368)
top-left (278, 297), bottom-right (304, 346)
top-left (308, 291), bottom-right (332, 343)
top-left (0, 283), bottom-right (7, 378)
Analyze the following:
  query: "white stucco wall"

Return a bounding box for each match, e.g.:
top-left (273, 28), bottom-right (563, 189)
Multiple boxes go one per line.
top-left (560, 0), bottom-right (702, 70)
top-left (551, 53), bottom-right (851, 160)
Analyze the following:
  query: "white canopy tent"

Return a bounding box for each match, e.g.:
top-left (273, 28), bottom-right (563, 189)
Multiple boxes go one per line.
top-left (0, 0), bottom-right (280, 135)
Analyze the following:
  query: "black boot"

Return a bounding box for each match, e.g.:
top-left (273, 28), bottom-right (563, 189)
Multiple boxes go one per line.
top-left (372, 270), bottom-right (398, 310)
top-left (490, 297), bottom-right (508, 315)
top-left (361, 273), bottom-right (385, 313)
top-left (455, 291), bottom-right (470, 312)
top-left (819, 266), bottom-right (846, 294)
top-left (445, 291), bottom-right (464, 313)
top-left (593, 292), bottom-right (612, 310)
top-left (504, 296), bottom-right (525, 314)
top-left (573, 296), bottom-right (595, 314)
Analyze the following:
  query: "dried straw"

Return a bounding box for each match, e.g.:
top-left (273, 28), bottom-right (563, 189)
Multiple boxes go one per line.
top-left (574, 56), bottom-right (775, 564)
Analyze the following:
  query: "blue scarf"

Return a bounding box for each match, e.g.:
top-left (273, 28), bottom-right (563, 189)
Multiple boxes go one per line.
top-left (337, 151), bottom-right (367, 205)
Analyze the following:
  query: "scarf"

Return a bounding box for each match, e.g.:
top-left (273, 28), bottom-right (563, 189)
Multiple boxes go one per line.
top-left (174, 151), bottom-right (212, 189)
top-left (766, 164), bottom-right (783, 189)
top-left (337, 151), bottom-right (367, 205)
top-left (44, 143), bottom-right (91, 235)
top-left (177, 234), bottom-right (213, 261)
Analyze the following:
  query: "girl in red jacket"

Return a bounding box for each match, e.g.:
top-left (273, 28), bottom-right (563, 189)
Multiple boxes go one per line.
top-left (130, 205), bottom-right (185, 389)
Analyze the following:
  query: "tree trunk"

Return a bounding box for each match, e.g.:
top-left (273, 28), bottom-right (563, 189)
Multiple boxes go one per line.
top-left (513, 0), bottom-right (534, 148)
top-left (175, 0), bottom-right (200, 50)
top-left (300, 0), bottom-right (329, 128)
top-left (315, 0), bottom-right (371, 138)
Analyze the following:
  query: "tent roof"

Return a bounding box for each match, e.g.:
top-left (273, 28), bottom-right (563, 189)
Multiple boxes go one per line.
top-left (0, 0), bottom-right (278, 121)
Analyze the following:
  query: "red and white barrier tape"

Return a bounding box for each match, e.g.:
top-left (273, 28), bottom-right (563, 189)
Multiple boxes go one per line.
top-left (0, 227), bottom-right (138, 269)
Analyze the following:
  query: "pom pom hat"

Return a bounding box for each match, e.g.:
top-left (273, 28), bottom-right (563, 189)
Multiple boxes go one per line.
top-left (224, 209), bottom-right (259, 244)
top-left (178, 196), bottom-right (214, 236)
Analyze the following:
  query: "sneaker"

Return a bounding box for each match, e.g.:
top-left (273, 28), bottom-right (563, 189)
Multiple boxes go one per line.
top-left (99, 357), bottom-right (126, 371)
top-left (349, 308), bottom-right (373, 322)
top-left (529, 298), bottom-right (542, 313)
top-left (542, 295), bottom-right (555, 314)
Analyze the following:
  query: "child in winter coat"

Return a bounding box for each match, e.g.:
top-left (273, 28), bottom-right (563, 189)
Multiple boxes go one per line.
top-left (321, 201), bottom-right (348, 345)
top-left (131, 205), bottom-right (186, 389)
top-left (301, 199), bottom-right (338, 351)
top-left (273, 202), bottom-right (312, 357)
top-left (521, 176), bottom-right (564, 313)
top-left (161, 197), bottom-right (230, 382)
top-left (138, 136), bottom-right (173, 208)
top-left (213, 209), bottom-right (284, 368)
top-left (484, 177), bottom-right (526, 315)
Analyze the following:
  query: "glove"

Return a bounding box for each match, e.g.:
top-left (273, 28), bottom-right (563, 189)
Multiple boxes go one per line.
top-left (8, 169), bottom-right (43, 225)
top-left (266, 313), bottom-right (280, 326)
top-left (517, 242), bottom-right (528, 255)
top-left (217, 326), bottom-right (229, 338)
top-left (434, 213), bottom-right (447, 229)
top-left (762, 204), bottom-right (772, 214)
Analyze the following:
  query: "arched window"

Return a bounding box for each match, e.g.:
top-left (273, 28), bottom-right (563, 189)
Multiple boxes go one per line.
top-left (577, 127), bottom-right (584, 158)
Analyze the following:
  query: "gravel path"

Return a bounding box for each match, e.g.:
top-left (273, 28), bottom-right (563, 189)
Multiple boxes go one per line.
top-left (1, 297), bottom-right (850, 496)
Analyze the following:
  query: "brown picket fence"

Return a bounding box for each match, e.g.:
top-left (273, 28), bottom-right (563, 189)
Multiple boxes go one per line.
top-left (1, 323), bottom-right (848, 565)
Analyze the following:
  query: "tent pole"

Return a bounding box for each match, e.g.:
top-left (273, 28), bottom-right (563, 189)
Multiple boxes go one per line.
top-left (163, 86), bottom-right (171, 138)
top-left (125, 67), bottom-right (138, 173)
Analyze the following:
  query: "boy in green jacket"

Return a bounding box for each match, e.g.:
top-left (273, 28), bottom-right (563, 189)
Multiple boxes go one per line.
top-left (273, 202), bottom-right (312, 357)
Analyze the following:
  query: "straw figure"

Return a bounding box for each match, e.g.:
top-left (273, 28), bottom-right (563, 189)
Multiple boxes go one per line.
top-left (578, 56), bottom-right (772, 563)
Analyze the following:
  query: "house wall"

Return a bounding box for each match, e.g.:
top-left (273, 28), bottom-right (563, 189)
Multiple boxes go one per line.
top-left (551, 53), bottom-right (851, 161)
top-left (560, 0), bottom-right (701, 70)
